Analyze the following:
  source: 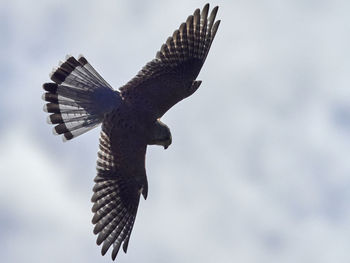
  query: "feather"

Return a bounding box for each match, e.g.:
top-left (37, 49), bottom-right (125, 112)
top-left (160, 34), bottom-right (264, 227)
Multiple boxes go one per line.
top-left (120, 4), bottom-right (220, 118)
top-left (43, 55), bottom-right (121, 141)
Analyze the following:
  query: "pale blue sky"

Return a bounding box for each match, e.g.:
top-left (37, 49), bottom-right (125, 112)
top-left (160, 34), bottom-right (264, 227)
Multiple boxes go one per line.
top-left (1, 1), bottom-right (350, 262)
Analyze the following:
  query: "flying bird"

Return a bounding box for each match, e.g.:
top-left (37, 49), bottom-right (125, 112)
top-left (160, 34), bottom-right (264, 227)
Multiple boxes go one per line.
top-left (42, 3), bottom-right (220, 260)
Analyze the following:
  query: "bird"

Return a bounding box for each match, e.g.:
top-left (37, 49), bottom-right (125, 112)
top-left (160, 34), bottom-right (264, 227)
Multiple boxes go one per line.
top-left (42, 3), bottom-right (220, 261)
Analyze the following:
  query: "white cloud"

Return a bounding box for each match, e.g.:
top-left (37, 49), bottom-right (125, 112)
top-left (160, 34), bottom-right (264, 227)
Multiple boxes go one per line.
top-left (2, 0), bottom-right (350, 262)
top-left (0, 127), bottom-right (97, 262)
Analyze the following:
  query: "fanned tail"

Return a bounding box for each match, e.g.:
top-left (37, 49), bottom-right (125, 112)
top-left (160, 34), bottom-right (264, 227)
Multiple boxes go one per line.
top-left (42, 55), bottom-right (121, 141)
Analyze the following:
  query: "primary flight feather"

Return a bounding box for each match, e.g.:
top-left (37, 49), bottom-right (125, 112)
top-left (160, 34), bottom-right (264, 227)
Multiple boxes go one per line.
top-left (42, 3), bottom-right (220, 260)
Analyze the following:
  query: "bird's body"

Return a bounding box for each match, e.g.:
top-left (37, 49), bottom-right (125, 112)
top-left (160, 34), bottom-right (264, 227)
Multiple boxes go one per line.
top-left (42, 3), bottom-right (220, 260)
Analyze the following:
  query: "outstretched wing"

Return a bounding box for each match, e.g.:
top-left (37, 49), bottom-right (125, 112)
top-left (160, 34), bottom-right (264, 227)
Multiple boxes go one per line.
top-left (120, 4), bottom-right (220, 119)
top-left (92, 113), bottom-right (148, 260)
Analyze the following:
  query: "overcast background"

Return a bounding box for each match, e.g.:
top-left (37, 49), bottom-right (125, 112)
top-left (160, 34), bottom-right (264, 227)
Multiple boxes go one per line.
top-left (1, 0), bottom-right (350, 262)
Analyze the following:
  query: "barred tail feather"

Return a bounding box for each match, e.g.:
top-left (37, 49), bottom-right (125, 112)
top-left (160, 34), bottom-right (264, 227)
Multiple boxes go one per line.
top-left (43, 55), bottom-right (121, 141)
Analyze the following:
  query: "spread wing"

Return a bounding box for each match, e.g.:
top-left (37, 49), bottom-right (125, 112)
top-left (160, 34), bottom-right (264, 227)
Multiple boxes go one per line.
top-left (120, 4), bottom-right (220, 118)
top-left (91, 113), bottom-right (148, 260)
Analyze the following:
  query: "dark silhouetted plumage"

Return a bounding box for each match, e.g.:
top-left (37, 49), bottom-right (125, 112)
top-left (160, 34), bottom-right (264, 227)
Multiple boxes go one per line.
top-left (42, 3), bottom-right (220, 260)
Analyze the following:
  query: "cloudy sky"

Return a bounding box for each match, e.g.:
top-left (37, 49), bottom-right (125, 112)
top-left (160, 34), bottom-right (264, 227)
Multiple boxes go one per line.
top-left (1, 0), bottom-right (350, 262)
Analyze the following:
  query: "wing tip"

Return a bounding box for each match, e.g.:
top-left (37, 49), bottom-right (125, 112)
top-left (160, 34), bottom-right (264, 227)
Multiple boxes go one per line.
top-left (212, 20), bottom-right (221, 36)
top-left (193, 8), bottom-right (200, 17)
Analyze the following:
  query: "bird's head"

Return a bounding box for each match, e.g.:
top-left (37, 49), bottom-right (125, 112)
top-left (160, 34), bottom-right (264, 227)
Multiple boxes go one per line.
top-left (148, 119), bottom-right (172, 149)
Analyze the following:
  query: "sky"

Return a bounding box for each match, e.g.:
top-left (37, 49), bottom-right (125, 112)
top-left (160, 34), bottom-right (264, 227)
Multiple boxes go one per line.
top-left (1, 0), bottom-right (350, 262)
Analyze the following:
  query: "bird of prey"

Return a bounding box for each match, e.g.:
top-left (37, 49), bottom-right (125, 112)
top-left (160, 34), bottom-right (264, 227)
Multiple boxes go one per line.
top-left (42, 3), bottom-right (220, 261)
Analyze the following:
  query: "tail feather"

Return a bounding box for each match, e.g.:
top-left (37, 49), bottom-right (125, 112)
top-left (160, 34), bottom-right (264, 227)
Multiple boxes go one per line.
top-left (78, 55), bottom-right (114, 90)
top-left (43, 55), bottom-right (121, 141)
